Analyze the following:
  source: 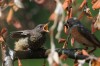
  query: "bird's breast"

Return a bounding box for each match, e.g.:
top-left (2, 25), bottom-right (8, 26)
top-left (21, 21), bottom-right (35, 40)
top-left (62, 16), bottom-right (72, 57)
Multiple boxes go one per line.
top-left (71, 27), bottom-right (94, 47)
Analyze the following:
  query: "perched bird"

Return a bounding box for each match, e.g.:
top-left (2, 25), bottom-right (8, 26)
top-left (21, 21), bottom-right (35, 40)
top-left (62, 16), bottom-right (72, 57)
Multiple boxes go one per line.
top-left (64, 17), bottom-right (100, 53)
top-left (10, 23), bottom-right (49, 51)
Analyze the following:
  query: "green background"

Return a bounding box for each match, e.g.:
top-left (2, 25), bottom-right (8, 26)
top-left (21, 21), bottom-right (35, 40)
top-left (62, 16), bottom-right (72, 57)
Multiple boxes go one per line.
top-left (0, 0), bottom-right (100, 66)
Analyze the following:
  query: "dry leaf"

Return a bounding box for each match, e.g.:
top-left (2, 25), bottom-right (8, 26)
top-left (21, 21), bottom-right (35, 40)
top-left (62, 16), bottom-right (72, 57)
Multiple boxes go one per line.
top-left (92, 58), bottom-right (100, 66)
top-left (91, 23), bottom-right (96, 34)
top-left (0, 36), bottom-right (4, 42)
top-left (34, 0), bottom-right (45, 4)
top-left (0, 28), bottom-right (7, 35)
top-left (8, 1), bottom-right (14, 6)
top-left (94, 11), bottom-right (100, 30)
top-left (60, 54), bottom-right (67, 60)
top-left (82, 49), bottom-right (89, 56)
top-left (71, 37), bottom-right (74, 46)
top-left (74, 63), bottom-right (78, 66)
top-left (64, 26), bottom-right (68, 34)
top-left (13, 20), bottom-right (22, 29)
top-left (58, 38), bottom-right (66, 43)
top-left (62, 0), bottom-right (71, 10)
top-left (49, 13), bottom-right (55, 21)
top-left (18, 58), bottom-right (22, 66)
top-left (69, 7), bottom-right (72, 18)
top-left (92, 0), bottom-right (100, 10)
top-left (14, 0), bottom-right (24, 8)
top-left (91, 0), bottom-right (98, 4)
top-left (13, 5), bottom-right (19, 11)
top-left (79, 0), bottom-right (87, 10)
top-left (6, 8), bottom-right (13, 24)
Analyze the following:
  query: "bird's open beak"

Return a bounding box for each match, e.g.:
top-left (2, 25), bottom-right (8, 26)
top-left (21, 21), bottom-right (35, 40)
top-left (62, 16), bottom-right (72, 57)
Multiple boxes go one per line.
top-left (43, 23), bottom-right (49, 32)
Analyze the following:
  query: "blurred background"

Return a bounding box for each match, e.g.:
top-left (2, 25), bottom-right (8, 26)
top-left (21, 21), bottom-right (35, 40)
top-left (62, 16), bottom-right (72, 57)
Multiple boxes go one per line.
top-left (0, 0), bottom-right (100, 66)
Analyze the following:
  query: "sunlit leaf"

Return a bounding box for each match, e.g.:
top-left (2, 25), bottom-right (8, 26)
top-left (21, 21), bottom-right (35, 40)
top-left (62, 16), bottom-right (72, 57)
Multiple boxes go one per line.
top-left (71, 37), bottom-right (74, 46)
top-left (13, 20), bottom-right (22, 29)
top-left (18, 58), bottom-right (22, 66)
top-left (49, 13), bottom-right (55, 21)
top-left (60, 54), bottom-right (67, 60)
top-left (14, 0), bottom-right (24, 8)
top-left (6, 8), bottom-right (13, 24)
top-left (0, 28), bottom-right (7, 35)
top-left (92, 0), bottom-right (100, 10)
top-left (34, 0), bottom-right (45, 4)
top-left (0, 36), bottom-right (4, 42)
top-left (62, 0), bottom-right (71, 10)
top-left (13, 5), bottom-right (19, 11)
top-left (79, 0), bottom-right (87, 10)
top-left (58, 38), bottom-right (66, 43)
top-left (94, 10), bottom-right (100, 30)
top-left (82, 49), bottom-right (89, 56)
top-left (92, 58), bottom-right (100, 66)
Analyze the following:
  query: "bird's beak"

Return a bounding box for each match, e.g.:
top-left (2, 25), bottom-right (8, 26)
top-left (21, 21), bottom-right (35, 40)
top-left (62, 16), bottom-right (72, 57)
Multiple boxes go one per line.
top-left (43, 23), bottom-right (49, 32)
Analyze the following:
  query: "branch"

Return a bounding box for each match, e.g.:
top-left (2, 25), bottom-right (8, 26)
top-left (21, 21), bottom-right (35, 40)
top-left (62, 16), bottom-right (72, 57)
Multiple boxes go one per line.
top-left (14, 48), bottom-right (88, 60)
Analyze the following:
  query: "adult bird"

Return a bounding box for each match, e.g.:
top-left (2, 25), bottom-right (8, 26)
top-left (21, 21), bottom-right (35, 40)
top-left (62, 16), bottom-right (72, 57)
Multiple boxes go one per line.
top-left (10, 23), bottom-right (49, 51)
top-left (64, 17), bottom-right (100, 53)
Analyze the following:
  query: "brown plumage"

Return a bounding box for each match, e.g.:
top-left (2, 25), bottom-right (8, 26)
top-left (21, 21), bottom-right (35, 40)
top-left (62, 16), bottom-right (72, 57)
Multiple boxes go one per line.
top-left (64, 17), bottom-right (100, 53)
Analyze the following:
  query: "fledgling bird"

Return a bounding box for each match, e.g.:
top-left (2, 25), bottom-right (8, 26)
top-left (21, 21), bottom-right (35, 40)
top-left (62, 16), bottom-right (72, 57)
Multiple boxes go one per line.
top-left (10, 23), bottom-right (49, 51)
top-left (64, 17), bottom-right (100, 53)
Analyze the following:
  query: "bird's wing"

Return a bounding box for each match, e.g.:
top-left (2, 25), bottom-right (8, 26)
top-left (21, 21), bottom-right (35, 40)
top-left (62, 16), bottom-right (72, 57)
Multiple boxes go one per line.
top-left (78, 26), bottom-right (100, 47)
top-left (10, 30), bottom-right (31, 38)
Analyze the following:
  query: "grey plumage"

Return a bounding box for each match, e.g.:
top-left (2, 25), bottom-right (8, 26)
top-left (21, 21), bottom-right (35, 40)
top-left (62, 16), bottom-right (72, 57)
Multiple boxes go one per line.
top-left (10, 24), bottom-right (49, 51)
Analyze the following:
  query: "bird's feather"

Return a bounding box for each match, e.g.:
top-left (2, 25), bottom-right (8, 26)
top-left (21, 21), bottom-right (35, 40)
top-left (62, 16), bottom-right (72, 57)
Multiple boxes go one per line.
top-left (10, 30), bottom-right (31, 38)
top-left (78, 26), bottom-right (100, 47)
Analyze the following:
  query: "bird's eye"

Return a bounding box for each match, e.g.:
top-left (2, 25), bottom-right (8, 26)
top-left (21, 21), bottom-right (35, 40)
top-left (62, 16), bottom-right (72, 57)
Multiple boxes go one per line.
top-left (39, 25), bottom-right (43, 28)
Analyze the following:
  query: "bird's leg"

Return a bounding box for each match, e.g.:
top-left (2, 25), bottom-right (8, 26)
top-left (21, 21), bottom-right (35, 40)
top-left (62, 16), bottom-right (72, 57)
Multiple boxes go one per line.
top-left (88, 47), bottom-right (96, 53)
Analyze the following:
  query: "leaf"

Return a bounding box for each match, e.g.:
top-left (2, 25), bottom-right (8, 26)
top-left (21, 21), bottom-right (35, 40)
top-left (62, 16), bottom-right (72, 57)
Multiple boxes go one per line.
top-left (34, 0), bottom-right (45, 4)
top-left (49, 13), bottom-right (55, 21)
top-left (82, 49), bottom-right (89, 56)
top-left (13, 5), bottom-right (19, 11)
top-left (60, 54), bottom-right (67, 60)
top-left (58, 38), bottom-right (66, 43)
top-left (71, 37), bottom-right (74, 46)
top-left (92, 0), bottom-right (100, 10)
top-left (14, 0), bottom-right (24, 8)
top-left (62, 0), bottom-right (71, 10)
top-left (94, 10), bottom-right (100, 30)
top-left (79, 0), bottom-right (87, 10)
top-left (18, 58), bottom-right (22, 66)
top-left (0, 28), bottom-right (7, 35)
top-left (92, 58), bottom-right (100, 66)
top-left (0, 36), bottom-right (4, 42)
top-left (6, 8), bottom-right (13, 24)
top-left (64, 26), bottom-right (68, 34)
top-left (91, 23), bottom-right (96, 34)
top-left (54, 0), bottom-right (64, 15)
top-left (13, 20), bottom-right (22, 29)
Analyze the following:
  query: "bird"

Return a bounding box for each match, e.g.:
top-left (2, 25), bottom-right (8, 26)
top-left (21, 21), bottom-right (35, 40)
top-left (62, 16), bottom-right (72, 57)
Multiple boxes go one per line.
top-left (64, 17), bottom-right (100, 53)
top-left (10, 23), bottom-right (49, 51)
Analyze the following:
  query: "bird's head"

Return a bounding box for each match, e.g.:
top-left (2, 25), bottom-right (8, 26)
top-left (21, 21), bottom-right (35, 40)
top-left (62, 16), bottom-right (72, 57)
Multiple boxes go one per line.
top-left (64, 17), bottom-right (81, 33)
top-left (65, 17), bottom-right (80, 27)
top-left (35, 23), bottom-right (49, 33)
